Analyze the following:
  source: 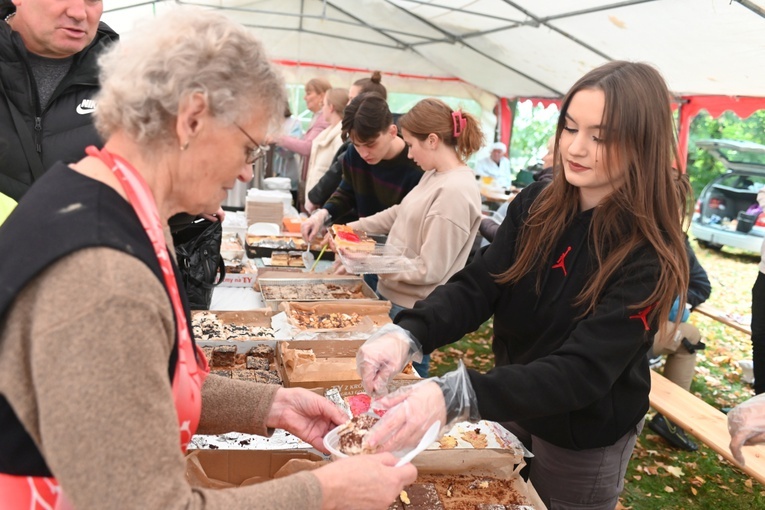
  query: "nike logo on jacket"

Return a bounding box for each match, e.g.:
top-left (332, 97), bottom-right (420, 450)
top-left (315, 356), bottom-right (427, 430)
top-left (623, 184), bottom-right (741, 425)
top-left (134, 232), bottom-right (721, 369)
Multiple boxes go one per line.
top-left (76, 99), bottom-right (96, 115)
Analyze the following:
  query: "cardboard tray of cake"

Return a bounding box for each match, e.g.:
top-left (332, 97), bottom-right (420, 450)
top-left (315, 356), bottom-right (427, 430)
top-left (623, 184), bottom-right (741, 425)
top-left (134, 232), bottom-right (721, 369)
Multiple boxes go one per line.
top-left (220, 258), bottom-right (258, 287)
top-left (186, 448), bottom-right (545, 509)
top-left (395, 449), bottom-right (545, 509)
top-left (278, 301), bottom-right (392, 337)
top-left (245, 233), bottom-right (334, 261)
top-left (256, 272), bottom-right (378, 311)
top-left (192, 310), bottom-right (280, 352)
top-left (276, 339), bottom-right (420, 397)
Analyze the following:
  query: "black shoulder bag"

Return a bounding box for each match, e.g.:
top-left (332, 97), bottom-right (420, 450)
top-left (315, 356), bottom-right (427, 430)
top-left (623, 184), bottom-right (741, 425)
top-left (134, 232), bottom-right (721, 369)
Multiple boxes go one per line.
top-left (172, 218), bottom-right (226, 310)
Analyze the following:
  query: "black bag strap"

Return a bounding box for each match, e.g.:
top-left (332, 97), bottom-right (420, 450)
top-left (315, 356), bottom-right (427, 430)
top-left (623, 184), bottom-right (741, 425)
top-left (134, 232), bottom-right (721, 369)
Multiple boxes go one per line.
top-left (0, 78), bottom-right (47, 180)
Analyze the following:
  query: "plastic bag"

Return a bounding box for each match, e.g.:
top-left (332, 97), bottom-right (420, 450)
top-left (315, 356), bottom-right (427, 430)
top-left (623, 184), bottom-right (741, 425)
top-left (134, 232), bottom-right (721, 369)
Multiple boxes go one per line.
top-left (728, 393), bottom-right (765, 465)
top-left (173, 219), bottom-right (225, 309)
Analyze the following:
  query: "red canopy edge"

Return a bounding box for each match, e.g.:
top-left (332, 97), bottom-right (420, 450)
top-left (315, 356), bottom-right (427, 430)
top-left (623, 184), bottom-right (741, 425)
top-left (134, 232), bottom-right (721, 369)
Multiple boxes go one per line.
top-left (677, 95), bottom-right (765, 170)
top-left (500, 95), bottom-right (765, 174)
top-left (272, 59), bottom-right (466, 83)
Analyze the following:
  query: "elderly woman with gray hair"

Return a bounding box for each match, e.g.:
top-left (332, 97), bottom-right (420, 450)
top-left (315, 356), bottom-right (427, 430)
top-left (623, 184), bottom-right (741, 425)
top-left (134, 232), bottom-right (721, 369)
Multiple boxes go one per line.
top-left (0, 8), bottom-right (414, 510)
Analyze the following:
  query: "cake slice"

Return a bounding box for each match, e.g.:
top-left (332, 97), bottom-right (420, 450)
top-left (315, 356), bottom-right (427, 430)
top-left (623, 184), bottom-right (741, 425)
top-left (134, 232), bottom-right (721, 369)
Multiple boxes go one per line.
top-left (271, 251), bottom-right (289, 266)
top-left (331, 225), bottom-right (376, 253)
top-left (337, 414), bottom-right (380, 455)
top-left (288, 250), bottom-right (305, 267)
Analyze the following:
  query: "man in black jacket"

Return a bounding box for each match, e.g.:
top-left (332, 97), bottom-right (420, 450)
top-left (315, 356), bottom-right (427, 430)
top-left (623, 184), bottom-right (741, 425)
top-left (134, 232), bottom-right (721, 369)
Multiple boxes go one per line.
top-left (0, 0), bottom-right (118, 201)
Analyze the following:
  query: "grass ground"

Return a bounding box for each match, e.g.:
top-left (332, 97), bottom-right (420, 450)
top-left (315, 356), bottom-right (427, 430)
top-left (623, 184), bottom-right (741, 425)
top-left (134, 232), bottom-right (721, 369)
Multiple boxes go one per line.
top-left (429, 240), bottom-right (764, 509)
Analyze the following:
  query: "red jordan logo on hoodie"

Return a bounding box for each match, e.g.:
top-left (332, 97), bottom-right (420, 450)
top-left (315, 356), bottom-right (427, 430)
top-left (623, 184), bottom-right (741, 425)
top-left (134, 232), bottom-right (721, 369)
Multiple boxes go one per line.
top-left (629, 304), bottom-right (655, 331)
top-left (551, 246), bottom-right (572, 276)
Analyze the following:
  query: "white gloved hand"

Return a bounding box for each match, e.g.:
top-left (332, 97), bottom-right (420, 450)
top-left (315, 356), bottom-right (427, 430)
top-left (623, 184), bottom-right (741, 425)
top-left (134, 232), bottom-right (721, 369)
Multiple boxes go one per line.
top-left (729, 393), bottom-right (765, 465)
top-left (356, 324), bottom-right (423, 399)
top-left (301, 209), bottom-right (329, 243)
top-left (365, 361), bottom-right (480, 452)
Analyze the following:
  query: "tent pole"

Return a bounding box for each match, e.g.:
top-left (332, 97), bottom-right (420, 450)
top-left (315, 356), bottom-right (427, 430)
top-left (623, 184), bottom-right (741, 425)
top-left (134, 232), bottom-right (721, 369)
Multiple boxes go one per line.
top-left (498, 98), bottom-right (514, 151)
top-left (676, 99), bottom-right (694, 173)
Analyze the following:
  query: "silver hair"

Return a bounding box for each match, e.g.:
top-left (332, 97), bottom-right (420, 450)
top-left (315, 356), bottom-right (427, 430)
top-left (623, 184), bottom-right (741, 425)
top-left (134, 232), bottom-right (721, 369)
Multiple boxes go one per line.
top-left (94, 7), bottom-right (284, 146)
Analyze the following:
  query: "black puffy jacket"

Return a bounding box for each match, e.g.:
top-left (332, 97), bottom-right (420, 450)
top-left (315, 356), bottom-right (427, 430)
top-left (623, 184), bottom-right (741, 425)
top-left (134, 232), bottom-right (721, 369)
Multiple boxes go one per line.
top-left (0, 18), bottom-right (118, 201)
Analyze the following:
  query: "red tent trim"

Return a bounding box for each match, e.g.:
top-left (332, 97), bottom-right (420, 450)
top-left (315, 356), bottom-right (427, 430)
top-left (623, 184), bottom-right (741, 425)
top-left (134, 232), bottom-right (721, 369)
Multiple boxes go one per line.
top-left (272, 59), bottom-right (466, 83)
top-left (677, 96), bottom-right (765, 169)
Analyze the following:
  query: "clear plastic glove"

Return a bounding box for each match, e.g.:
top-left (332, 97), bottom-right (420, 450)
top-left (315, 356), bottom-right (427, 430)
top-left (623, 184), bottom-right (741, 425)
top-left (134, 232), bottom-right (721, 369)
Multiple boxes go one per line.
top-left (301, 209), bottom-right (330, 243)
top-left (728, 393), bottom-right (765, 465)
top-left (365, 361), bottom-right (480, 453)
top-left (357, 324), bottom-right (423, 399)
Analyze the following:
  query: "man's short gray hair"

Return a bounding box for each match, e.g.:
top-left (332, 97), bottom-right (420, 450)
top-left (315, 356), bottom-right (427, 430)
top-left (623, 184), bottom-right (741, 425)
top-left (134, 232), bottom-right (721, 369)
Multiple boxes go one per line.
top-left (94, 7), bottom-right (284, 145)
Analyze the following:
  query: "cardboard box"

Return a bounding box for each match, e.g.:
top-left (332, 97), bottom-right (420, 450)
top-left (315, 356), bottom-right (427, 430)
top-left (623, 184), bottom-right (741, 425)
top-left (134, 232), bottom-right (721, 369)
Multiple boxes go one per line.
top-left (411, 449), bottom-right (546, 509)
top-left (258, 274), bottom-right (378, 311)
top-left (280, 301), bottom-right (392, 335)
top-left (188, 449), bottom-right (323, 487)
top-left (220, 259), bottom-right (257, 287)
top-left (192, 310), bottom-right (277, 353)
top-left (187, 447), bottom-right (545, 508)
top-left (276, 339), bottom-right (420, 397)
top-left (220, 271), bottom-right (258, 288)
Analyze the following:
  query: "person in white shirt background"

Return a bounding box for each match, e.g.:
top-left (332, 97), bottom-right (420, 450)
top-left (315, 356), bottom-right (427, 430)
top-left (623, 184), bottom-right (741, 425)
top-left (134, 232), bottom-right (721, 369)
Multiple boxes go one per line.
top-left (474, 141), bottom-right (512, 189)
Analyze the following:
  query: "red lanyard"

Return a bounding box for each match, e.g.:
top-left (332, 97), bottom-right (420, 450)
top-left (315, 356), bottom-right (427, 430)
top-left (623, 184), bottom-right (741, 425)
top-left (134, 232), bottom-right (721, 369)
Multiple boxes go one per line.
top-left (85, 145), bottom-right (208, 451)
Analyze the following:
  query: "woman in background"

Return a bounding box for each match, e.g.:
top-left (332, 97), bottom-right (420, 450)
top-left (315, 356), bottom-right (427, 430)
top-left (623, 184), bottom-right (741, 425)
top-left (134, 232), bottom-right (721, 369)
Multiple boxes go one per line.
top-left (273, 77), bottom-right (331, 209)
top-left (272, 102), bottom-right (303, 204)
top-left (304, 87), bottom-right (348, 204)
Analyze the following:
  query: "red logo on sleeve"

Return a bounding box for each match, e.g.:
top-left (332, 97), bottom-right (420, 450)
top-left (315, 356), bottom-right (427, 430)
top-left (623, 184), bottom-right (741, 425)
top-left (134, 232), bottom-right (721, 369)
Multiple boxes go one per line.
top-left (551, 246), bottom-right (572, 276)
top-left (629, 304), bottom-right (655, 331)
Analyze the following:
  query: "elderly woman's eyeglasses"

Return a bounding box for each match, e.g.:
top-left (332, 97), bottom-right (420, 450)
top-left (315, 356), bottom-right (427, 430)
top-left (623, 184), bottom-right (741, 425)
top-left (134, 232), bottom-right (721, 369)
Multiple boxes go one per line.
top-left (233, 122), bottom-right (269, 165)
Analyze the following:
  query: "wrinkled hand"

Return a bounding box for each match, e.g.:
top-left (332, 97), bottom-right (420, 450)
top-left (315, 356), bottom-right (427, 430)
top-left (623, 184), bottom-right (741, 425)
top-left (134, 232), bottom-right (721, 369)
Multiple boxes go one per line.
top-left (266, 388), bottom-right (347, 453)
top-left (365, 380), bottom-right (447, 452)
top-left (301, 209), bottom-right (329, 243)
top-left (729, 393), bottom-right (765, 465)
top-left (305, 200), bottom-right (318, 214)
top-left (357, 324), bottom-right (422, 398)
top-left (314, 453), bottom-right (417, 510)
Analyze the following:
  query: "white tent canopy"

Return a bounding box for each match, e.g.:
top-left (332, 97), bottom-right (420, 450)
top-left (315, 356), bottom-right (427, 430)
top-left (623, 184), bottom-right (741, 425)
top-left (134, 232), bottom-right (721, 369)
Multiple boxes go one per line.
top-left (102, 0), bottom-right (765, 105)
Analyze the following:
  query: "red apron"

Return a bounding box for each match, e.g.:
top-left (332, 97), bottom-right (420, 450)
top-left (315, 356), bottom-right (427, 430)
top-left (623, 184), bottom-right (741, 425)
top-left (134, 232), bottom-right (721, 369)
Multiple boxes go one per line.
top-left (0, 147), bottom-right (208, 509)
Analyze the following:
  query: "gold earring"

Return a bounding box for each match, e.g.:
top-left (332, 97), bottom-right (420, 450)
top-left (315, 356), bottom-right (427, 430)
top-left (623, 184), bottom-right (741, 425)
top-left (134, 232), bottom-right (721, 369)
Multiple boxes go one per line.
top-left (180, 141), bottom-right (189, 151)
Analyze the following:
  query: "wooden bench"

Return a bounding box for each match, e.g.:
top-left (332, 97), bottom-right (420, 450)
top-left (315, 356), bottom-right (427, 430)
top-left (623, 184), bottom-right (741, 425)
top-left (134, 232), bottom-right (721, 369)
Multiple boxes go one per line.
top-left (649, 370), bottom-right (765, 485)
top-left (693, 302), bottom-right (752, 336)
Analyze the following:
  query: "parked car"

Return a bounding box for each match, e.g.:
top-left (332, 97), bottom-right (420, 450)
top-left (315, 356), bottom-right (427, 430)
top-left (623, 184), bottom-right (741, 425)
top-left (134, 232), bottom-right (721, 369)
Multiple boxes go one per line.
top-left (691, 139), bottom-right (765, 254)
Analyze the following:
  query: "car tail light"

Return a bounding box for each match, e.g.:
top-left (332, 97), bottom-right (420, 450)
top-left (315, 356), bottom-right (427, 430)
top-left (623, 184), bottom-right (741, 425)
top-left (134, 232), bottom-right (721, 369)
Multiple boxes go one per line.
top-left (708, 197), bottom-right (726, 210)
top-left (694, 199), bottom-right (701, 214)
top-left (757, 213), bottom-right (765, 227)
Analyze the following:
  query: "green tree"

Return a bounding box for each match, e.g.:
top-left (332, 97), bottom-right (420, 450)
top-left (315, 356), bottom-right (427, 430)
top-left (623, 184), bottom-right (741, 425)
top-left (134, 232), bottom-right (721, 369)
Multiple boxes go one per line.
top-left (508, 100), bottom-right (559, 172)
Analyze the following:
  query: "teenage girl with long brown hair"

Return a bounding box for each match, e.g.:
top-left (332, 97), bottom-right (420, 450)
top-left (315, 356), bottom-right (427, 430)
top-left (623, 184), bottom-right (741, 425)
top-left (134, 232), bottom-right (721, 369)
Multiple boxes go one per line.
top-left (354, 61), bottom-right (691, 509)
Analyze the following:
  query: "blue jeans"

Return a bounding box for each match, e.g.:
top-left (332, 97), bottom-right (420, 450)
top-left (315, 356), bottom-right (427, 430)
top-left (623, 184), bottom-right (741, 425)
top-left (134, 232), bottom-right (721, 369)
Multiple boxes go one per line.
top-left (388, 301), bottom-right (430, 378)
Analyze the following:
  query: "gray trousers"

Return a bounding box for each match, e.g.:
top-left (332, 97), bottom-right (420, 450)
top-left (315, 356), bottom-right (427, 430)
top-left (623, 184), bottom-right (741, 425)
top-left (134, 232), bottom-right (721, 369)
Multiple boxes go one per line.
top-left (503, 419), bottom-right (644, 509)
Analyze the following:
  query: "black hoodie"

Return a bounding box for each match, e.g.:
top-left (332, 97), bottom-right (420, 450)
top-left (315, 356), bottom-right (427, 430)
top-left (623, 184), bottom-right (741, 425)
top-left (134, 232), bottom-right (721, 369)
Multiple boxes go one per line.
top-left (397, 182), bottom-right (660, 450)
top-left (0, 14), bottom-right (119, 201)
